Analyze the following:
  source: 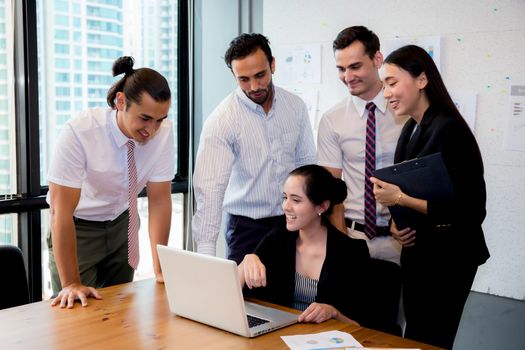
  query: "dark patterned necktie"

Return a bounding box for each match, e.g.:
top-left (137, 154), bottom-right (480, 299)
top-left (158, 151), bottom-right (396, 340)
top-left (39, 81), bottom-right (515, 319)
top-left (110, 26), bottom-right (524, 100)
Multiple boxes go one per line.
top-left (364, 102), bottom-right (377, 239)
top-left (127, 140), bottom-right (140, 269)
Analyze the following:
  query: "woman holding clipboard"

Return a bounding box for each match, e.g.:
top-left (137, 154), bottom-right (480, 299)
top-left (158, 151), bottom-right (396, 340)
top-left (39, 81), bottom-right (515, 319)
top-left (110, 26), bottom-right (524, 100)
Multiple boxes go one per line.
top-left (370, 45), bottom-right (490, 349)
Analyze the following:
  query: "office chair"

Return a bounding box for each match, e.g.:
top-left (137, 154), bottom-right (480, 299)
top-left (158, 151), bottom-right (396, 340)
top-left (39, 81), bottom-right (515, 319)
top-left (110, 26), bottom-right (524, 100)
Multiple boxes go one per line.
top-left (0, 245), bottom-right (30, 310)
top-left (364, 258), bottom-right (402, 336)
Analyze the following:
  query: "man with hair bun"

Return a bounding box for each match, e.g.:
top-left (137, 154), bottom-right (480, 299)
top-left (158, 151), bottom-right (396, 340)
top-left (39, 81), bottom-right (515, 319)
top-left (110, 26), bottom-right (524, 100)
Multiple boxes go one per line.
top-left (47, 56), bottom-right (174, 309)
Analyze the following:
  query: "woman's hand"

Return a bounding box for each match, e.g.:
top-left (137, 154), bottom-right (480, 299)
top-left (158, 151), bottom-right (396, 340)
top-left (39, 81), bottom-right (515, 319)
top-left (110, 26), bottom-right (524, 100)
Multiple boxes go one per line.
top-left (370, 177), bottom-right (403, 207)
top-left (390, 220), bottom-right (416, 247)
top-left (298, 302), bottom-right (337, 323)
top-left (299, 303), bottom-right (359, 325)
top-left (239, 254), bottom-right (266, 289)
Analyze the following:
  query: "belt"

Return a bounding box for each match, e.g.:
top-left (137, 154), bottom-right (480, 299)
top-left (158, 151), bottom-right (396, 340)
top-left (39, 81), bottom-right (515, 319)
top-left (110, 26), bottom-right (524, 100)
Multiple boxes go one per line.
top-left (345, 218), bottom-right (391, 237)
top-left (73, 209), bottom-right (129, 226)
top-left (229, 214), bottom-right (285, 226)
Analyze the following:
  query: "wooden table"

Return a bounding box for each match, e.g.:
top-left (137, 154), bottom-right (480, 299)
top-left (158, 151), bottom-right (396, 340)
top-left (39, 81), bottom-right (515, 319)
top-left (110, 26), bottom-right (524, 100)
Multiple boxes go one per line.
top-left (0, 279), bottom-right (443, 349)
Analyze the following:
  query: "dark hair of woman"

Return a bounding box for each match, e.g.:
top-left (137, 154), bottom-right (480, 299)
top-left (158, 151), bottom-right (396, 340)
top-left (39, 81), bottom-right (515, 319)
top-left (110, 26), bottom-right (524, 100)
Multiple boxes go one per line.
top-left (288, 164), bottom-right (347, 224)
top-left (384, 45), bottom-right (483, 162)
top-left (106, 56), bottom-right (171, 109)
top-left (384, 45), bottom-right (466, 124)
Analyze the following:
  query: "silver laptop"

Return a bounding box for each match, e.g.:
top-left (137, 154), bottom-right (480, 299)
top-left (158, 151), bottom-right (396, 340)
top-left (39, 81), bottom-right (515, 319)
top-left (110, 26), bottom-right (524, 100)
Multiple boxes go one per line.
top-left (157, 245), bottom-right (298, 337)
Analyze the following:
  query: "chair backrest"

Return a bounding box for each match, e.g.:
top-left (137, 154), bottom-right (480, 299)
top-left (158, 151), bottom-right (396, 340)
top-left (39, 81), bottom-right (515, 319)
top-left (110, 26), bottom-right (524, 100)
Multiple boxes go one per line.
top-left (0, 245), bottom-right (30, 309)
top-left (364, 258), bottom-right (402, 336)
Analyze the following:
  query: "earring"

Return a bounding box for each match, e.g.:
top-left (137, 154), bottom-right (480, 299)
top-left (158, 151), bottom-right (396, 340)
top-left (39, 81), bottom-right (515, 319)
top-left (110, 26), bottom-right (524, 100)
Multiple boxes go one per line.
top-left (318, 212), bottom-right (322, 216)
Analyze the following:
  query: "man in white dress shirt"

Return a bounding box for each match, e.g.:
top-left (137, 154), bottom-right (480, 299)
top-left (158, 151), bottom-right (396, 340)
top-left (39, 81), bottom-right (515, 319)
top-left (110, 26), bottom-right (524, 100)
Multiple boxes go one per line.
top-left (47, 57), bottom-right (174, 308)
top-left (192, 33), bottom-right (316, 263)
top-left (317, 26), bottom-right (407, 265)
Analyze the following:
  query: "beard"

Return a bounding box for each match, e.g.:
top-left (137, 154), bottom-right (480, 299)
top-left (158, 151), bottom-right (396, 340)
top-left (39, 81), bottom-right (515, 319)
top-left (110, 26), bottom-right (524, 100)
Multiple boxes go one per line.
top-left (245, 80), bottom-right (274, 106)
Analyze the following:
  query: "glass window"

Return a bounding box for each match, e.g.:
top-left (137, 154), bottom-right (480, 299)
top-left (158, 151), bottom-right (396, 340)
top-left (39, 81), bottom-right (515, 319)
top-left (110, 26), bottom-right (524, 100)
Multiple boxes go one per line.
top-left (54, 29), bottom-right (69, 40)
top-left (56, 87), bottom-right (70, 96)
top-left (0, 0), bottom-right (16, 198)
top-left (55, 72), bottom-right (70, 82)
top-left (0, 214), bottom-right (18, 245)
top-left (36, 0), bottom-right (182, 296)
top-left (54, 0), bottom-right (69, 11)
top-left (55, 43), bottom-right (69, 54)
top-left (55, 15), bottom-right (69, 26)
top-left (56, 101), bottom-right (71, 110)
top-left (55, 58), bottom-right (70, 69)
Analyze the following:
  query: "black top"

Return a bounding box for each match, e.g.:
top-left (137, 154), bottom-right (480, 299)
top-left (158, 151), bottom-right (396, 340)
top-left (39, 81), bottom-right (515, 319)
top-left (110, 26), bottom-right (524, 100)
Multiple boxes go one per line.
top-left (395, 106), bottom-right (490, 265)
top-left (247, 222), bottom-right (372, 326)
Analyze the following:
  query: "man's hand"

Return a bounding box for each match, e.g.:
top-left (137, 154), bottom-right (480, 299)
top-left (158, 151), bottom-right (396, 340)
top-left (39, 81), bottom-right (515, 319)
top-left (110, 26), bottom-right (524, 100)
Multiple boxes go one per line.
top-left (155, 271), bottom-right (164, 284)
top-left (50, 283), bottom-right (102, 309)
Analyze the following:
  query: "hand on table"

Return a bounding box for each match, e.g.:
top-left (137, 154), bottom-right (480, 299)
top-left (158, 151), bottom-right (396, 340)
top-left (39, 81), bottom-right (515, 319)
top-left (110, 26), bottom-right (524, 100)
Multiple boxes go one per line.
top-left (51, 282), bottom-right (102, 309)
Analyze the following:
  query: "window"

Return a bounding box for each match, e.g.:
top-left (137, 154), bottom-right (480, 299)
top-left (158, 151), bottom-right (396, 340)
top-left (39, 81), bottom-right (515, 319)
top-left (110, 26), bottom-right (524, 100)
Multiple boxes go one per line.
top-left (0, 0), bottom-right (16, 199)
top-left (0, 0), bottom-right (189, 302)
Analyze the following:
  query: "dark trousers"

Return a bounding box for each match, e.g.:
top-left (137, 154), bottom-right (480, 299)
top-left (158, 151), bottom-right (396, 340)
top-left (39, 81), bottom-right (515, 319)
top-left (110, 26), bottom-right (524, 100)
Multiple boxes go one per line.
top-left (48, 210), bottom-right (134, 296)
top-left (225, 214), bottom-right (286, 264)
top-left (402, 248), bottom-right (478, 349)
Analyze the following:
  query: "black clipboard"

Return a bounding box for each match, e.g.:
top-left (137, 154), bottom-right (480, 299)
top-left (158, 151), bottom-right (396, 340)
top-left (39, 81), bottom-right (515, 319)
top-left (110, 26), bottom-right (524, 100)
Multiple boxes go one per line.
top-left (373, 153), bottom-right (454, 230)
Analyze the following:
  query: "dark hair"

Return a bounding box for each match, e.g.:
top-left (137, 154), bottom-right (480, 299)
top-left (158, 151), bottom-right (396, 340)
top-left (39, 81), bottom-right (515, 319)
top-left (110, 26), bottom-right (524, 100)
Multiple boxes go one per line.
top-left (288, 165), bottom-right (347, 224)
top-left (332, 26), bottom-right (380, 59)
top-left (224, 33), bottom-right (273, 69)
top-left (384, 45), bottom-right (464, 122)
top-left (107, 56), bottom-right (171, 109)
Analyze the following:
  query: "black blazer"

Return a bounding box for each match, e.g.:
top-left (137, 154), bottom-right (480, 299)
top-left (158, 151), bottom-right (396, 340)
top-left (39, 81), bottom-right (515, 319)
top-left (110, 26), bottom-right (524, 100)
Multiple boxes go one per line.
top-left (395, 106), bottom-right (489, 266)
top-left (248, 222), bottom-right (372, 325)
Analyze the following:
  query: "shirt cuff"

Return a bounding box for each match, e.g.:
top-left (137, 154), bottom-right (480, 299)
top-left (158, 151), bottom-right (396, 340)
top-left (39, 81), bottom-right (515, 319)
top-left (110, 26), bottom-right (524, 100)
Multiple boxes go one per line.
top-left (196, 242), bottom-right (217, 256)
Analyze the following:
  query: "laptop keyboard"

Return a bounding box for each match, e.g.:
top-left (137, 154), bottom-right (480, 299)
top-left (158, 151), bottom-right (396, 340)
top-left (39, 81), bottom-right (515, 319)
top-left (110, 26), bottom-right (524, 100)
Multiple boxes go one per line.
top-left (247, 314), bottom-right (270, 328)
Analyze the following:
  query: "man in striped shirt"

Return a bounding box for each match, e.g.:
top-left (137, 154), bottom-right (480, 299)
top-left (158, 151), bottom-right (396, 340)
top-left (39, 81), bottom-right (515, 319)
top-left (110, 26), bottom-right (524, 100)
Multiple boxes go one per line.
top-left (192, 33), bottom-right (316, 263)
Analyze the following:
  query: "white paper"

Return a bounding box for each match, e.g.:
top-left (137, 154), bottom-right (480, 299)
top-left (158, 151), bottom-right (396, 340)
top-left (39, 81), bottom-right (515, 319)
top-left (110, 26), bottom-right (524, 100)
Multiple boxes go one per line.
top-left (504, 85), bottom-right (525, 151)
top-left (281, 330), bottom-right (362, 350)
top-left (273, 44), bottom-right (322, 85)
top-left (450, 90), bottom-right (477, 131)
top-left (282, 85), bottom-right (319, 130)
top-left (383, 36), bottom-right (441, 71)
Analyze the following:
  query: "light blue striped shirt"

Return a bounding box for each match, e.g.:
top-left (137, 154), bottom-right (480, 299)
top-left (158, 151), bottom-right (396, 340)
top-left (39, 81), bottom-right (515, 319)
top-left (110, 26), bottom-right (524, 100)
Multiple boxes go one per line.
top-left (192, 86), bottom-right (316, 255)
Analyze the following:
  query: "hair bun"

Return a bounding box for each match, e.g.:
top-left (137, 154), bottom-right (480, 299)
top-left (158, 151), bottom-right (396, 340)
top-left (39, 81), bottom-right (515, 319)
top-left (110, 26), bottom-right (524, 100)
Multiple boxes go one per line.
top-left (330, 178), bottom-right (347, 205)
top-left (112, 56), bottom-right (135, 77)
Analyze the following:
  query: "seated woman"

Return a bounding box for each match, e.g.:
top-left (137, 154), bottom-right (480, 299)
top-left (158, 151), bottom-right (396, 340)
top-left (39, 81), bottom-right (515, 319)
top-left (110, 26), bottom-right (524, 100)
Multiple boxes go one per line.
top-left (238, 164), bottom-right (371, 325)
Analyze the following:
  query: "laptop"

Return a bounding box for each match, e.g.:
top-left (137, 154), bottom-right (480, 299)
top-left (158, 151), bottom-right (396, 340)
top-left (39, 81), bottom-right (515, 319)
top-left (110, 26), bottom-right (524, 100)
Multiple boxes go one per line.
top-left (157, 245), bottom-right (298, 337)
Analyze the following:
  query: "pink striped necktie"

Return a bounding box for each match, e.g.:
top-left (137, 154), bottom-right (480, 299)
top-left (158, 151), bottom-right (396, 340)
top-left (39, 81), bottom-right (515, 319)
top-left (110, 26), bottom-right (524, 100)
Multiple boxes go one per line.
top-left (364, 102), bottom-right (377, 239)
top-left (127, 140), bottom-right (140, 269)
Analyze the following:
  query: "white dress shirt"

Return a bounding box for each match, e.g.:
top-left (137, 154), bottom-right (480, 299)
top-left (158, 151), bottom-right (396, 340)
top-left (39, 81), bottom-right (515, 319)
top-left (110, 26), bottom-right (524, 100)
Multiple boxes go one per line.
top-left (47, 107), bottom-right (174, 221)
top-left (192, 86), bottom-right (316, 256)
top-left (317, 92), bottom-right (407, 264)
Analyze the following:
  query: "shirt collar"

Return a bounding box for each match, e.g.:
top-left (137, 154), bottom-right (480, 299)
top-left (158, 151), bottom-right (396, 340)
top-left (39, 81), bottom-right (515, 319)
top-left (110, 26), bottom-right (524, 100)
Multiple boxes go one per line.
top-left (351, 90), bottom-right (388, 118)
top-left (109, 108), bottom-right (133, 148)
top-left (235, 86), bottom-right (276, 115)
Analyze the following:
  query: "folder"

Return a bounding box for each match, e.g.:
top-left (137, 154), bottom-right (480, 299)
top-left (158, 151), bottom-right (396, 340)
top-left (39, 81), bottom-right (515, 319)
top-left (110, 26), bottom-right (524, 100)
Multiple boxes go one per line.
top-left (373, 153), bottom-right (454, 230)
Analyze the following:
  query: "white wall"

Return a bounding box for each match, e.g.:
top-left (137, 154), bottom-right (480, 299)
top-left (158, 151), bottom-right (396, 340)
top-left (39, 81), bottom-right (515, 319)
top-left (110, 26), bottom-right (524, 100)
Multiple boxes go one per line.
top-left (263, 0), bottom-right (525, 300)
